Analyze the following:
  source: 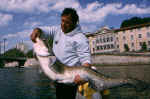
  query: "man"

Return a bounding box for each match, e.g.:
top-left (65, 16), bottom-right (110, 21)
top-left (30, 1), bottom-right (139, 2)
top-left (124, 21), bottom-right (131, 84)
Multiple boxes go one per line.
top-left (31, 8), bottom-right (92, 99)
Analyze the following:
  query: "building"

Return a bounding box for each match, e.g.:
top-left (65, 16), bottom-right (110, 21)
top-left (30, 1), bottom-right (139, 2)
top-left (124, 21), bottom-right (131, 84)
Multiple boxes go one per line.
top-left (87, 26), bottom-right (118, 54)
top-left (16, 42), bottom-right (28, 53)
top-left (87, 23), bottom-right (150, 54)
top-left (114, 23), bottom-right (150, 52)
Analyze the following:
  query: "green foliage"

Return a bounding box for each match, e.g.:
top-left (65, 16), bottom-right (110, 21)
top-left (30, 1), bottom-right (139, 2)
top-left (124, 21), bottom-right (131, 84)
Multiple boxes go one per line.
top-left (0, 60), bottom-right (4, 68)
top-left (124, 44), bottom-right (129, 52)
top-left (141, 42), bottom-right (147, 51)
top-left (26, 49), bottom-right (34, 58)
top-left (121, 17), bottom-right (150, 28)
top-left (3, 48), bottom-right (25, 57)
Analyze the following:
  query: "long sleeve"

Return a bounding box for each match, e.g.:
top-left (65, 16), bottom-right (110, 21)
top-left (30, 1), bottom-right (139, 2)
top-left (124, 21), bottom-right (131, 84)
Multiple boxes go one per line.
top-left (40, 26), bottom-right (60, 47)
top-left (75, 33), bottom-right (91, 65)
top-left (40, 26), bottom-right (60, 40)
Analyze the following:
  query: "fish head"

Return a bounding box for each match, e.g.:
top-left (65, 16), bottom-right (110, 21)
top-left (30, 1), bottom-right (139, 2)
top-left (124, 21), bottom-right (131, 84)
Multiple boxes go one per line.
top-left (33, 37), bottom-right (50, 57)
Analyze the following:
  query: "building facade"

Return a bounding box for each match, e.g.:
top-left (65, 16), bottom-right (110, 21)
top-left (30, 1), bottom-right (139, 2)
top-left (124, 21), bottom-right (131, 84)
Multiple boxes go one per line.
top-left (87, 23), bottom-right (150, 54)
top-left (16, 43), bottom-right (28, 53)
top-left (87, 26), bottom-right (118, 54)
top-left (115, 23), bottom-right (150, 52)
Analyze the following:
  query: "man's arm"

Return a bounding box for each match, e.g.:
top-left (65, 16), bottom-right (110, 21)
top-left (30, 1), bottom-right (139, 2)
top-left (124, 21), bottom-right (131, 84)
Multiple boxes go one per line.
top-left (30, 26), bottom-right (58, 43)
top-left (74, 34), bottom-right (92, 84)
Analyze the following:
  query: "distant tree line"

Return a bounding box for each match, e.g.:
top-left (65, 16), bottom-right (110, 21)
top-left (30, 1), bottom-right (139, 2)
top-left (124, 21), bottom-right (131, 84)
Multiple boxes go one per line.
top-left (1, 48), bottom-right (34, 58)
top-left (120, 17), bottom-right (150, 28)
top-left (0, 48), bottom-right (35, 68)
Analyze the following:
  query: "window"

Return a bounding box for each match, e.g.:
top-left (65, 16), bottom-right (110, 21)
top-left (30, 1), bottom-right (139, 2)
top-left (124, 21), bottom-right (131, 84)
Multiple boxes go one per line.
top-left (131, 42), bottom-right (134, 47)
top-left (123, 36), bottom-right (126, 40)
top-left (96, 46), bottom-right (99, 50)
top-left (131, 35), bottom-right (134, 40)
top-left (96, 39), bottom-right (98, 43)
top-left (139, 42), bottom-right (143, 46)
top-left (110, 37), bottom-right (113, 42)
top-left (147, 32), bottom-right (150, 37)
top-left (107, 45), bottom-right (110, 49)
top-left (99, 38), bottom-right (102, 43)
top-left (107, 37), bottom-right (109, 42)
top-left (103, 38), bottom-right (106, 43)
top-left (111, 44), bottom-right (114, 49)
top-left (101, 46), bottom-right (103, 50)
top-left (104, 45), bottom-right (107, 50)
top-left (93, 48), bottom-right (95, 52)
top-left (138, 34), bottom-right (142, 38)
top-left (100, 46), bottom-right (103, 50)
top-left (116, 37), bottom-right (119, 41)
top-left (117, 45), bottom-right (119, 48)
top-left (148, 41), bottom-right (150, 45)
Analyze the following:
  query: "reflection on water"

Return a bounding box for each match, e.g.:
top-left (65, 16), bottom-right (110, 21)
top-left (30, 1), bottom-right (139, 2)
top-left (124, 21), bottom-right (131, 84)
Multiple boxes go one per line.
top-left (0, 66), bottom-right (150, 99)
top-left (0, 67), bottom-right (56, 99)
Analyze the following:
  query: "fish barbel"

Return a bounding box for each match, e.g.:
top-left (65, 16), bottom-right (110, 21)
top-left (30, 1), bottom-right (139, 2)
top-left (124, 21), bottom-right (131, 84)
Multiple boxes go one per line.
top-left (33, 37), bottom-right (147, 91)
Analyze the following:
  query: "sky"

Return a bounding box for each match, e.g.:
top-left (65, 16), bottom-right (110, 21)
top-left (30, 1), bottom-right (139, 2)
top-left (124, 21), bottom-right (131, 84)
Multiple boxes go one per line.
top-left (0, 0), bottom-right (150, 52)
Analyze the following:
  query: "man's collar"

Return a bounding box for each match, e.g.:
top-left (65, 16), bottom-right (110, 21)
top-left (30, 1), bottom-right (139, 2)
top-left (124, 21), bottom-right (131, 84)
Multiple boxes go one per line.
top-left (65, 25), bottom-right (82, 36)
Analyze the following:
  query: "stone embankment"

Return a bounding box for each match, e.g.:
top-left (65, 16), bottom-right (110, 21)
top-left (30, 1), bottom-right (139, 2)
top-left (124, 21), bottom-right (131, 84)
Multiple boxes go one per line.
top-left (5, 61), bottom-right (19, 67)
top-left (24, 58), bottom-right (39, 68)
top-left (92, 55), bottom-right (150, 65)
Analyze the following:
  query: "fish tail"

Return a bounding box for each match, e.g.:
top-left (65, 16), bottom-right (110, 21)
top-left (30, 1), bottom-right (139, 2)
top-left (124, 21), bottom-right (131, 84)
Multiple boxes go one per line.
top-left (127, 77), bottom-right (150, 92)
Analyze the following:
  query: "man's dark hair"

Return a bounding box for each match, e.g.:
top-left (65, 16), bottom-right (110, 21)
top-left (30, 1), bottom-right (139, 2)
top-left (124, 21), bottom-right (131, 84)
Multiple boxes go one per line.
top-left (61, 8), bottom-right (79, 25)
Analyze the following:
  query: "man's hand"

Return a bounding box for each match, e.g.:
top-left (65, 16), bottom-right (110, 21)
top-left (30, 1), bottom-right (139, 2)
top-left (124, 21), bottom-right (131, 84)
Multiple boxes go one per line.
top-left (74, 74), bottom-right (87, 85)
top-left (30, 28), bottom-right (43, 43)
top-left (74, 62), bottom-right (91, 84)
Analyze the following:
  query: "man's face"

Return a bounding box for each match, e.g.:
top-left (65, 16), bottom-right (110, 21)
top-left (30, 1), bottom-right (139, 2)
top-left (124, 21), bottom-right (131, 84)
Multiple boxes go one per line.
top-left (61, 14), bottom-right (76, 33)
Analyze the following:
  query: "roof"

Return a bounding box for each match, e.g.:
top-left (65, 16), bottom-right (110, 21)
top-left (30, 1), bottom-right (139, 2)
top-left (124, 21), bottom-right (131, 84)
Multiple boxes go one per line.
top-left (114, 22), bottom-right (150, 32)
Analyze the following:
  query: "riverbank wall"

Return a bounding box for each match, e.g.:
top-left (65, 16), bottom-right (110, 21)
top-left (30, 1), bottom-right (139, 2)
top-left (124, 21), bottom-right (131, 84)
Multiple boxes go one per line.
top-left (92, 54), bottom-right (150, 65)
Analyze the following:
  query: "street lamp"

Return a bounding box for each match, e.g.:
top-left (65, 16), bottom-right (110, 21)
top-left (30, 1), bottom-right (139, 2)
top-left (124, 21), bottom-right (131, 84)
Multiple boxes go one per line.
top-left (3, 38), bottom-right (7, 54)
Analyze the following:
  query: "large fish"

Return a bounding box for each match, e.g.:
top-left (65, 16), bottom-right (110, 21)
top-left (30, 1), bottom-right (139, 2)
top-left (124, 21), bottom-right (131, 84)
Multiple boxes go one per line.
top-left (33, 37), bottom-right (147, 92)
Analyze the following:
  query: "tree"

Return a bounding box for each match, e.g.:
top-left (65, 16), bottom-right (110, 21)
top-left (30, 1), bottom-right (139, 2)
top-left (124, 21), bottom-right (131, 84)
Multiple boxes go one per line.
top-left (141, 42), bottom-right (147, 51)
top-left (124, 44), bottom-right (129, 52)
top-left (120, 17), bottom-right (150, 28)
top-left (4, 48), bottom-right (25, 57)
top-left (26, 49), bottom-right (34, 58)
top-left (0, 60), bottom-right (4, 68)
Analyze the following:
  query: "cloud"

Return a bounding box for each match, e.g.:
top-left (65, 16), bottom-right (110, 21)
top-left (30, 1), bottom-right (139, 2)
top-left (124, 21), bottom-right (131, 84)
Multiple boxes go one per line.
top-left (1, 25), bottom-right (60, 49)
top-left (0, 13), bottom-right (13, 26)
top-left (2, 29), bottom-right (31, 40)
top-left (116, 4), bottom-right (150, 14)
top-left (0, 1), bottom-right (149, 23)
top-left (24, 21), bottom-right (42, 28)
top-left (0, 0), bottom-right (54, 13)
top-left (50, 0), bottom-right (80, 11)
top-left (0, 0), bottom-right (79, 13)
top-left (78, 2), bottom-right (150, 23)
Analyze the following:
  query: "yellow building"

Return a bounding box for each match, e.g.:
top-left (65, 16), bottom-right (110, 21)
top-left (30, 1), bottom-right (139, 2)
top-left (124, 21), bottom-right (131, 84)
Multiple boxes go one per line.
top-left (86, 26), bottom-right (118, 54)
top-left (115, 23), bottom-right (150, 52)
top-left (87, 23), bottom-right (150, 54)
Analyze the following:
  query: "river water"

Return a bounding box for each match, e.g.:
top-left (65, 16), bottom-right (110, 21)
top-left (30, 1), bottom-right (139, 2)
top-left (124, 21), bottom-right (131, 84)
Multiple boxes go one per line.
top-left (0, 67), bottom-right (56, 99)
top-left (0, 66), bottom-right (150, 99)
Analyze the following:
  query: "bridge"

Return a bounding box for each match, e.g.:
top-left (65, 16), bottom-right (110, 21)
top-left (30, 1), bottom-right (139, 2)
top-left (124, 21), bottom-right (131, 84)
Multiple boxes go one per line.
top-left (0, 56), bottom-right (27, 67)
